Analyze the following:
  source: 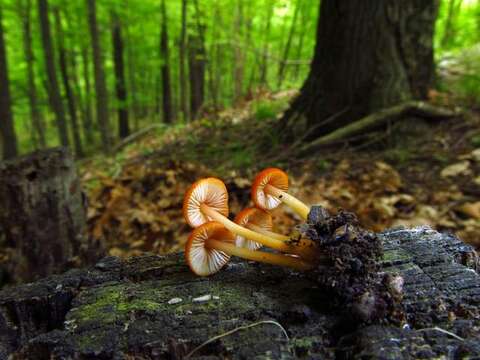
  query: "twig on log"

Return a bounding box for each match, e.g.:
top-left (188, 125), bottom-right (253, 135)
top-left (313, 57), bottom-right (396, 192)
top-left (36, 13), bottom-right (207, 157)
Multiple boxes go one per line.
top-left (297, 101), bottom-right (460, 154)
top-left (184, 320), bottom-right (289, 359)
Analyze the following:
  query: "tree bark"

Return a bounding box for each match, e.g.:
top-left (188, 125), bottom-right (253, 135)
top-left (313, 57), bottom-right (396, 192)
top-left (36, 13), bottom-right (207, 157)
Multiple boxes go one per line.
top-left (87, 0), bottom-right (111, 152)
top-left (38, 0), bottom-right (70, 148)
top-left (159, 0), bottom-right (173, 123)
top-left (111, 11), bottom-right (130, 138)
top-left (282, 0), bottom-right (439, 139)
top-left (19, 0), bottom-right (46, 148)
top-left (179, 0), bottom-right (189, 121)
top-left (0, 228), bottom-right (479, 358)
top-left (0, 148), bottom-right (98, 284)
top-left (0, 6), bottom-right (18, 159)
top-left (54, 8), bottom-right (84, 158)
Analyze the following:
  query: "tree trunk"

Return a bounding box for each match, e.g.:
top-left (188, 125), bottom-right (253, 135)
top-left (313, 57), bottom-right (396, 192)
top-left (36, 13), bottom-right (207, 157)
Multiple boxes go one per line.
top-left (80, 45), bottom-right (94, 143)
top-left (111, 11), bottom-right (130, 138)
top-left (282, 0), bottom-right (438, 138)
top-left (259, 0), bottom-right (274, 87)
top-left (188, 34), bottom-right (206, 119)
top-left (233, 0), bottom-right (244, 102)
top-left (179, 0), bottom-right (189, 121)
top-left (441, 0), bottom-right (463, 48)
top-left (0, 148), bottom-right (98, 284)
top-left (86, 0), bottom-right (111, 152)
top-left (54, 8), bottom-right (84, 158)
top-left (1, 228), bottom-right (479, 358)
top-left (159, 0), bottom-right (173, 123)
top-left (277, 0), bottom-right (301, 88)
top-left (0, 6), bottom-right (18, 159)
top-left (38, 0), bottom-right (70, 148)
top-left (20, 0), bottom-right (46, 148)
top-left (292, 1), bottom-right (308, 81)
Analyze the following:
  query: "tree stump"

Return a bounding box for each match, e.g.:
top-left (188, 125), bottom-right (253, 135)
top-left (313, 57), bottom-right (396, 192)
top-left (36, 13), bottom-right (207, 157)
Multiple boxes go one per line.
top-left (0, 227), bottom-right (478, 359)
top-left (0, 147), bottom-right (99, 284)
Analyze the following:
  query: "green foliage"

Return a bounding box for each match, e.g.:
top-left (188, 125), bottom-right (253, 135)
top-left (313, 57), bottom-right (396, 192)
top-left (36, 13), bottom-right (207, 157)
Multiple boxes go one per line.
top-left (2, 0), bottom-right (480, 157)
top-left (470, 133), bottom-right (480, 147)
top-left (436, 0), bottom-right (480, 104)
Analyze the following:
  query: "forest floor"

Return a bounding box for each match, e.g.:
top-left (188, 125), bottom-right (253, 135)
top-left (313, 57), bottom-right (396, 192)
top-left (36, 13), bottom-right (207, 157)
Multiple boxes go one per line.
top-left (80, 90), bottom-right (480, 259)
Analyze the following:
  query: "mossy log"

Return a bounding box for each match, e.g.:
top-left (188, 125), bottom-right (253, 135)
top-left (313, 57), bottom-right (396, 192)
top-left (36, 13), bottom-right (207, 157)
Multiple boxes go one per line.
top-left (0, 227), bottom-right (479, 359)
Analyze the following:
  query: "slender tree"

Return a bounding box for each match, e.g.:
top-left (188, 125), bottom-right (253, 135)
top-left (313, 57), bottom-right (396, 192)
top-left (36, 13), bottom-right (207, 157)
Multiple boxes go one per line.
top-left (159, 0), bottom-right (173, 123)
top-left (80, 45), bottom-right (94, 143)
top-left (188, 0), bottom-right (206, 118)
top-left (259, 0), bottom-right (274, 86)
top-left (233, 0), bottom-right (244, 102)
top-left (111, 11), bottom-right (130, 137)
top-left (87, 0), bottom-right (110, 152)
top-left (0, 6), bottom-right (18, 159)
top-left (38, 0), bottom-right (70, 148)
top-left (281, 0), bottom-right (439, 138)
top-left (179, 0), bottom-right (189, 121)
top-left (292, 0), bottom-right (308, 81)
top-left (277, 0), bottom-right (301, 88)
top-left (19, 0), bottom-right (46, 148)
top-left (54, 8), bottom-right (83, 157)
top-left (442, 0), bottom-right (463, 48)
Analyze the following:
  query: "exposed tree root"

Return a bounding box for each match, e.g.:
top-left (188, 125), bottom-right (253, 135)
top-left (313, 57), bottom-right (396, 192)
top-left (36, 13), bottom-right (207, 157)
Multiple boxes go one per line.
top-left (297, 101), bottom-right (460, 154)
top-left (113, 124), bottom-right (165, 153)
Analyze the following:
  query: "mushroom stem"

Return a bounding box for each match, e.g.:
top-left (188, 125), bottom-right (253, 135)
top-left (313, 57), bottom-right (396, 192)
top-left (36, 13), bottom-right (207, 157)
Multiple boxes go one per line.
top-left (247, 223), bottom-right (289, 241)
top-left (206, 239), bottom-right (314, 271)
top-left (247, 223), bottom-right (318, 262)
top-left (264, 184), bottom-right (310, 220)
top-left (201, 204), bottom-right (316, 259)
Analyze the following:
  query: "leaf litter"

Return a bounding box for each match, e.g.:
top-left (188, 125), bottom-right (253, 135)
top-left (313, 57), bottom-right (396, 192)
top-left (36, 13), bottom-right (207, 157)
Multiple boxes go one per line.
top-left (81, 91), bottom-right (480, 258)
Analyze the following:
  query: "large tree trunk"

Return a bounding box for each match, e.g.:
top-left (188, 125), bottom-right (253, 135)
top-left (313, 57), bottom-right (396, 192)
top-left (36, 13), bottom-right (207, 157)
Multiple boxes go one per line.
top-left (159, 0), bottom-right (173, 123)
top-left (111, 11), bottom-right (130, 138)
top-left (20, 0), bottom-right (46, 148)
top-left (38, 0), bottom-right (70, 148)
top-left (0, 228), bottom-right (479, 358)
top-left (0, 6), bottom-right (18, 160)
top-left (282, 0), bottom-right (438, 138)
top-left (86, 0), bottom-right (111, 152)
top-left (0, 148), bottom-right (100, 284)
top-left (54, 8), bottom-right (84, 158)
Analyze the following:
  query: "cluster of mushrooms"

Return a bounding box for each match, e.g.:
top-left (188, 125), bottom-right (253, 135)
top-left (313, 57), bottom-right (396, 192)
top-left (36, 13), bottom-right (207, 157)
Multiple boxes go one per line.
top-left (183, 168), bottom-right (320, 276)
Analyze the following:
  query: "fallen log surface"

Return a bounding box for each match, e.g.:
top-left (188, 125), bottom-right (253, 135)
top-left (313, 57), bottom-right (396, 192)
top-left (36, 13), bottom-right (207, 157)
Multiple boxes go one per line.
top-left (1, 227), bottom-right (479, 359)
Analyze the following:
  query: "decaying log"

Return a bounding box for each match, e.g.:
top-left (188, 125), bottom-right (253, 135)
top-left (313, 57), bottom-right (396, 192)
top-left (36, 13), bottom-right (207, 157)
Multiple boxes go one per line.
top-left (0, 148), bottom-right (101, 284)
top-left (0, 227), bottom-right (479, 359)
top-left (298, 101), bottom-right (459, 153)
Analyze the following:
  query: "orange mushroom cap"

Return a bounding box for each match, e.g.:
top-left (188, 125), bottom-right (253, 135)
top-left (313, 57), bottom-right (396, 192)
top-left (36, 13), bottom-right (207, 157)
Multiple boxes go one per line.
top-left (234, 207), bottom-right (273, 250)
top-left (251, 168), bottom-right (289, 210)
top-left (183, 177), bottom-right (229, 228)
top-left (185, 221), bottom-right (234, 276)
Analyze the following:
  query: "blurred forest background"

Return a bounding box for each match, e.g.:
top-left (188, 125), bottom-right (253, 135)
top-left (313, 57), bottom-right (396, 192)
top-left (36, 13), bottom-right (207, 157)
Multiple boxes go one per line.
top-left (0, 0), bottom-right (479, 264)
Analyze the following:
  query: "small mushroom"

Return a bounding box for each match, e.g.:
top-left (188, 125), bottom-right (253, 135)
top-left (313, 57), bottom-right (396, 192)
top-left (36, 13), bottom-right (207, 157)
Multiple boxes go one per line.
top-left (183, 178), bottom-right (313, 258)
top-left (251, 168), bottom-right (310, 220)
top-left (185, 222), bottom-right (314, 276)
top-left (234, 207), bottom-right (274, 250)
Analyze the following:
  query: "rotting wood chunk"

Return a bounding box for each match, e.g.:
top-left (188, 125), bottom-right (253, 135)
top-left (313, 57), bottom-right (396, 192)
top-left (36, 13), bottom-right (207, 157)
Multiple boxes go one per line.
top-left (302, 206), bottom-right (405, 324)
